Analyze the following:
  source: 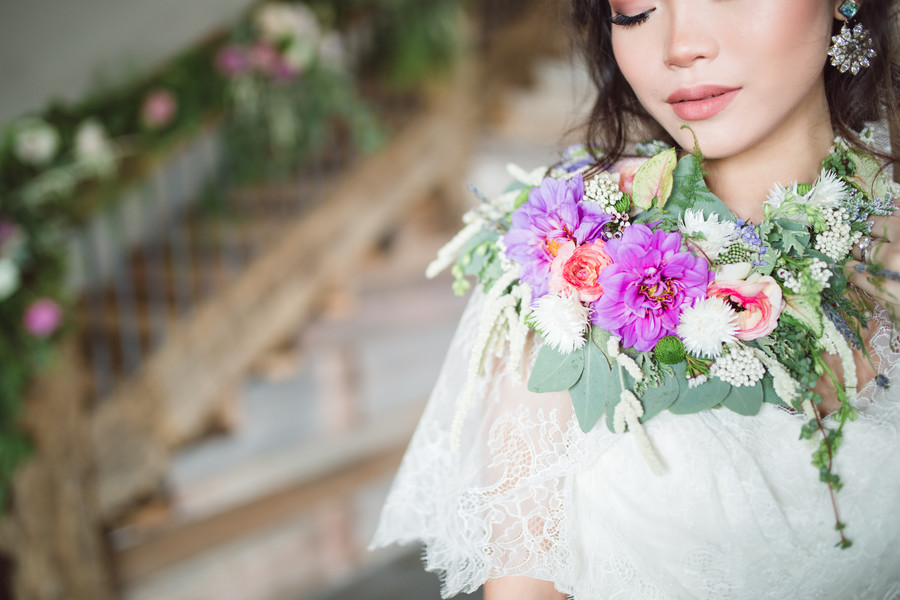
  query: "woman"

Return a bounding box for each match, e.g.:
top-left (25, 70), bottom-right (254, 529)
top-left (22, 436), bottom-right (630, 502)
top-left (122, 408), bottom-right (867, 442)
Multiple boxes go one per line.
top-left (372, 0), bottom-right (900, 598)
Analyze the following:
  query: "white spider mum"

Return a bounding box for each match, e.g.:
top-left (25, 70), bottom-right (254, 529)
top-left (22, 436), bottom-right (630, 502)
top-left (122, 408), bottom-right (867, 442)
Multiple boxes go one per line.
top-left (531, 294), bottom-right (589, 354)
top-left (676, 297), bottom-right (738, 359)
top-left (810, 169), bottom-right (848, 208)
top-left (678, 209), bottom-right (735, 260)
top-left (765, 182), bottom-right (791, 211)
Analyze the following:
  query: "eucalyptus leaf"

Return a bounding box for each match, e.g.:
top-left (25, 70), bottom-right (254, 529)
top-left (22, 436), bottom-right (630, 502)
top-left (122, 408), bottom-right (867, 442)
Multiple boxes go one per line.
top-left (639, 362), bottom-right (684, 423)
top-left (761, 374), bottom-right (789, 408)
top-left (569, 341), bottom-right (615, 433)
top-left (590, 326), bottom-right (613, 355)
top-left (528, 343), bottom-right (586, 394)
top-left (721, 381), bottom-right (765, 416)
top-left (669, 374), bottom-right (731, 414)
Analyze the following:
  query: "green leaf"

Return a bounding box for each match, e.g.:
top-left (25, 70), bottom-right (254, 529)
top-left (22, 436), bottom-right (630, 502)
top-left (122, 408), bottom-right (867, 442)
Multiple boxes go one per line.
top-left (631, 148), bottom-right (677, 210)
top-left (527, 343), bottom-right (586, 394)
top-left (761, 374), bottom-right (789, 408)
top-left (639, 362), bottom-right (684, 423)
top-left (721, 381), bottom-right (765, 415)
top-left (669, 374), bottom-right (731, 414)
top-left (569, 341), bottom-right (615, 432)
top-left (773, 219), bottom-right (810, 255)
top-left (590, 326), bottom-right (612, 353)
top-left (783, 293), bottom-right (823, 337)
top-left (661, 155), bottom-right (734, 222)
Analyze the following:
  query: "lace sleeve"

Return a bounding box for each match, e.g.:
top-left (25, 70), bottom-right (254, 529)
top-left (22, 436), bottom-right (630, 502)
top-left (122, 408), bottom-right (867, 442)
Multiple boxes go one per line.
top-left (370, 289), bottom-right (606, 597)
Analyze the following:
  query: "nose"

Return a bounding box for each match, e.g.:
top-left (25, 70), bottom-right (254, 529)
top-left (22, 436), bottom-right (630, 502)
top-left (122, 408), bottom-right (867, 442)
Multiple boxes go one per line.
top-left (664, 8), bottom-right (717, 68)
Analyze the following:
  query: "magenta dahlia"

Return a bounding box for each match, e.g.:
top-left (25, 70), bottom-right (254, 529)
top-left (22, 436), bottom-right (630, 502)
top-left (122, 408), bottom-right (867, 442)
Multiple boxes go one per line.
top-left (503, 175), bottom-right (611, 299)
top-left (591, 223), bottom-right (712, 352)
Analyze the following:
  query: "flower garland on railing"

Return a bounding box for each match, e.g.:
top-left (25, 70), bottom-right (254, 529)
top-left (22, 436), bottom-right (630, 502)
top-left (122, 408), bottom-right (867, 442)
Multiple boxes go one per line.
top-left (0, 0), bottom-right (463, 509)
top-left (430, 133), bottom-right (900, 548)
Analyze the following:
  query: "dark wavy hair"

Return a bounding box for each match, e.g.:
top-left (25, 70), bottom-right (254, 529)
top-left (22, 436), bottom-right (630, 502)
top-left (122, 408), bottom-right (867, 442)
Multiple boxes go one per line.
top-left (569, 0), bottom-right (900, 171)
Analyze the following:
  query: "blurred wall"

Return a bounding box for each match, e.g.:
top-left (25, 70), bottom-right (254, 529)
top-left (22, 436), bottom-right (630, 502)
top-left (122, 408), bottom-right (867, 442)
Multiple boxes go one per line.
top-left (0, 0), bottom-right (256, 123)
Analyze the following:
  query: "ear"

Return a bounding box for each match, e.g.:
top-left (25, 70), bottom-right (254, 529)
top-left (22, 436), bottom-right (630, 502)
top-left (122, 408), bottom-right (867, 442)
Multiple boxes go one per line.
top-left (833, 0), bottom-right (860, 21)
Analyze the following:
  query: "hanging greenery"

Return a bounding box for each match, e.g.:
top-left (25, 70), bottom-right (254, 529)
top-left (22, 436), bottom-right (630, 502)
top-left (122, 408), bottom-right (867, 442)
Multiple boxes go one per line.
top-left (0, 0), bottom-right (464, 510)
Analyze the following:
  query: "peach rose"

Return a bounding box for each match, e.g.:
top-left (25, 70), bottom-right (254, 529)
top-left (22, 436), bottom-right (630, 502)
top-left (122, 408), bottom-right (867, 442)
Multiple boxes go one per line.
top-left (612, 157), bottom-right (650, 196)
top-left (549, 240), bottom-right (613, 303)
top-left (707, 273), bottom-right (784, 340)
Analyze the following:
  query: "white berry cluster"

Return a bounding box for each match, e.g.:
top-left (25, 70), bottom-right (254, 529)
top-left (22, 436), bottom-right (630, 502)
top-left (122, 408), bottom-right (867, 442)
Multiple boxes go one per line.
top-left (809, 258), bottom-right (832, 289)
top-left (815, 207), bottom-right (860, 261)
top-left (712, 345), bottom-right (765, 387)
top-left (584, 172), bottom-right (624, 213)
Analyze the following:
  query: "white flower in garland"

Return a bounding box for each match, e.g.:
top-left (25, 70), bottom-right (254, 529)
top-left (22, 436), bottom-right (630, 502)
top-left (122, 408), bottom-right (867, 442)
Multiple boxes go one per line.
top-left (0, 257), bottom-right (20, 300)
top-left (676, 297), bottom-right (738, 359)
top-left (811, 169), bottom-right (848, 209)
top-left (531, 293), bottom-right (589, 354)
top-left (75, 119), bottom-right (116, 176)
top-left (678, 209), bottom-right (735, 260)
top-left (712, 344), bottom-right (765, 387)
top-left (14, 118), bottom-right (60, 166)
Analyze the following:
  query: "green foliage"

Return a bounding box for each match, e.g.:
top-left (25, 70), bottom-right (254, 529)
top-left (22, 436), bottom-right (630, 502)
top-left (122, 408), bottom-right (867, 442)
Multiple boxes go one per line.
top-left (527, 343), bottom-right (586, 394)
top-left (654, 335), bottom-right (685, 365)
top-left (568, 340), bottom-right (615, 433)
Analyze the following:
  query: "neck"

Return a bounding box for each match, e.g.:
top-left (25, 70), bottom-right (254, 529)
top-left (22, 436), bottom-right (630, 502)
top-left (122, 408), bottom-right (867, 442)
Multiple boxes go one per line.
top-left (704, 95), bottom-right (834, 223)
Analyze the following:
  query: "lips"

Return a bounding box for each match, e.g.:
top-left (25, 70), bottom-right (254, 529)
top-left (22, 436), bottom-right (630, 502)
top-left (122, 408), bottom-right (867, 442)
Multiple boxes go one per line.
top-left (666, 85), bottom-right (741, 121)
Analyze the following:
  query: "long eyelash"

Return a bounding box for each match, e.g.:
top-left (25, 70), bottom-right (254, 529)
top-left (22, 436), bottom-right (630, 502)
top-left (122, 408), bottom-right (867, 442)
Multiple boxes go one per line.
top-left (610, 8), bottom-right (655, 27)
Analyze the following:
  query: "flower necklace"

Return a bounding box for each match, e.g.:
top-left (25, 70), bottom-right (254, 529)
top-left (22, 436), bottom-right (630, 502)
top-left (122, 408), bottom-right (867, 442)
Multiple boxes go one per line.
top-left (429, 136), bottom-right (898, 547)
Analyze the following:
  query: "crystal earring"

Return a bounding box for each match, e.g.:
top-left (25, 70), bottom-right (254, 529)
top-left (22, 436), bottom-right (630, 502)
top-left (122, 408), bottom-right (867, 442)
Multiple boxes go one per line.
top-left (827, 1), bottom-right (877, 75)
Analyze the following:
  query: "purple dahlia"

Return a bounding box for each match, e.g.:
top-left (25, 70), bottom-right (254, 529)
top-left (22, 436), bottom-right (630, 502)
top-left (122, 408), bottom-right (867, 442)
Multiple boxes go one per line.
top-left (504, 175), bottom-right (611, 298)
top-left (591, 223), bottom-right (712, 352)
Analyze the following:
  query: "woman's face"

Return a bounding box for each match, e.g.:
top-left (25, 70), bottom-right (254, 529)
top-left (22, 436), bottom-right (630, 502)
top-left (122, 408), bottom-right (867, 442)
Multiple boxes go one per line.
top-left (610, 0), bottom-right (838, 159)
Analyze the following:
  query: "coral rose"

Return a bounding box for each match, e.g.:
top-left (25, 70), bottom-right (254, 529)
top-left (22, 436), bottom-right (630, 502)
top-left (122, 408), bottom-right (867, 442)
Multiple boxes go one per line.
top-left (549, 240), bottom-right (613, 303)
top-left (707, 273), bottom-right (783, 340)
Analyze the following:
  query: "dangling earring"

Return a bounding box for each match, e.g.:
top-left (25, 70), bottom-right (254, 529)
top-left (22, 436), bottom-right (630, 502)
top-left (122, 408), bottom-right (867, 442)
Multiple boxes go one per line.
top-left (827, 0), bottom-right (877, 75)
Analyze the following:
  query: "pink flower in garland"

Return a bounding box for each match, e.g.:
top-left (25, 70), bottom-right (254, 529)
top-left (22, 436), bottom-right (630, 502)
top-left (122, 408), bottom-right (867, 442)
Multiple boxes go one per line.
top-left (216, 45), bottom-right (251, 77)
top-left (23, 298), bottom-right (62, 338)
top-left (504, 175), bottom-right (611, 299)
top-left (592, 224), bottom-right (712, 352)
top-left (141, 89), bottom-right (178, 130)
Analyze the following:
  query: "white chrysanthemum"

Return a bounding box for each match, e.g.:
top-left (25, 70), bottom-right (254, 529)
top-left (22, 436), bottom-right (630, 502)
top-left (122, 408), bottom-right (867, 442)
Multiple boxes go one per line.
top-left (678, 209), bottom-right (735, 260)
top-left (811, 169), bottom-right (848, 208)
top-left (531, 294), bottom-right (589, 354)
top-left (676, 297), bottom-right (738, 358)
top-left (765, 182), bottom-right (791, 211)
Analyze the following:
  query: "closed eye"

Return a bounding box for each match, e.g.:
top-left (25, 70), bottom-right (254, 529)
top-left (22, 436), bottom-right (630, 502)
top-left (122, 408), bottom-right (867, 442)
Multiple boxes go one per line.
top-left (610, 8), bottom-right (655, 28)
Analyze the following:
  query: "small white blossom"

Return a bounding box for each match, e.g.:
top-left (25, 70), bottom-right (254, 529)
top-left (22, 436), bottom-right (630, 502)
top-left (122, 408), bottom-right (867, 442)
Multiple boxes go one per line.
top-left (14, 119), bottom-right (60, 166)
top-left (583, 172), bottom-right (624, 213)
top-left (531, 294), bottom-right (589, 354)
top-left (676, 297), bottom-right (738, 359)
top-left (777, 267), bottom-right (803, 294)
top-left (607, 335), bottom-right (621, 358)
top-left (712, 345), bottom-right (765, 387)
top-left (754, 350), bottom-right (799, 405)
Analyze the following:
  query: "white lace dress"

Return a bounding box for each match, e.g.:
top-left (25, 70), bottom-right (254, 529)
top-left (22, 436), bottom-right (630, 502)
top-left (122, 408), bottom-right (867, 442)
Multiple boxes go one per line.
top-left (371, 289), bottom-right (900, 599)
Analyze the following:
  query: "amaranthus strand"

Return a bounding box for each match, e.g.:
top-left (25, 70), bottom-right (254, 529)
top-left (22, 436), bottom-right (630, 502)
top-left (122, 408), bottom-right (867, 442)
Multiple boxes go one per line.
top-left (813, 353), bottom-right (852, 549)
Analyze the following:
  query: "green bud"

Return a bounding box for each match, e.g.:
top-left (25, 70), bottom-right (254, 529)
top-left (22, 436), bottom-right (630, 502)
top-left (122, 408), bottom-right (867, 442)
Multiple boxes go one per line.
top-left (614, 196), bottom-right (631, 213)
top-left (796, 183), bottom-right (813, 196)
top-left (654, 335), bottom-right (686, 364)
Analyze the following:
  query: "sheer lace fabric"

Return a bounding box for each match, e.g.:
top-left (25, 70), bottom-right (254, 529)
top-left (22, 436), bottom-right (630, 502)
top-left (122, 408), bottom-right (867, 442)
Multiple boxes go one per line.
top-left (371, 291), bottom-right (900, 599)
